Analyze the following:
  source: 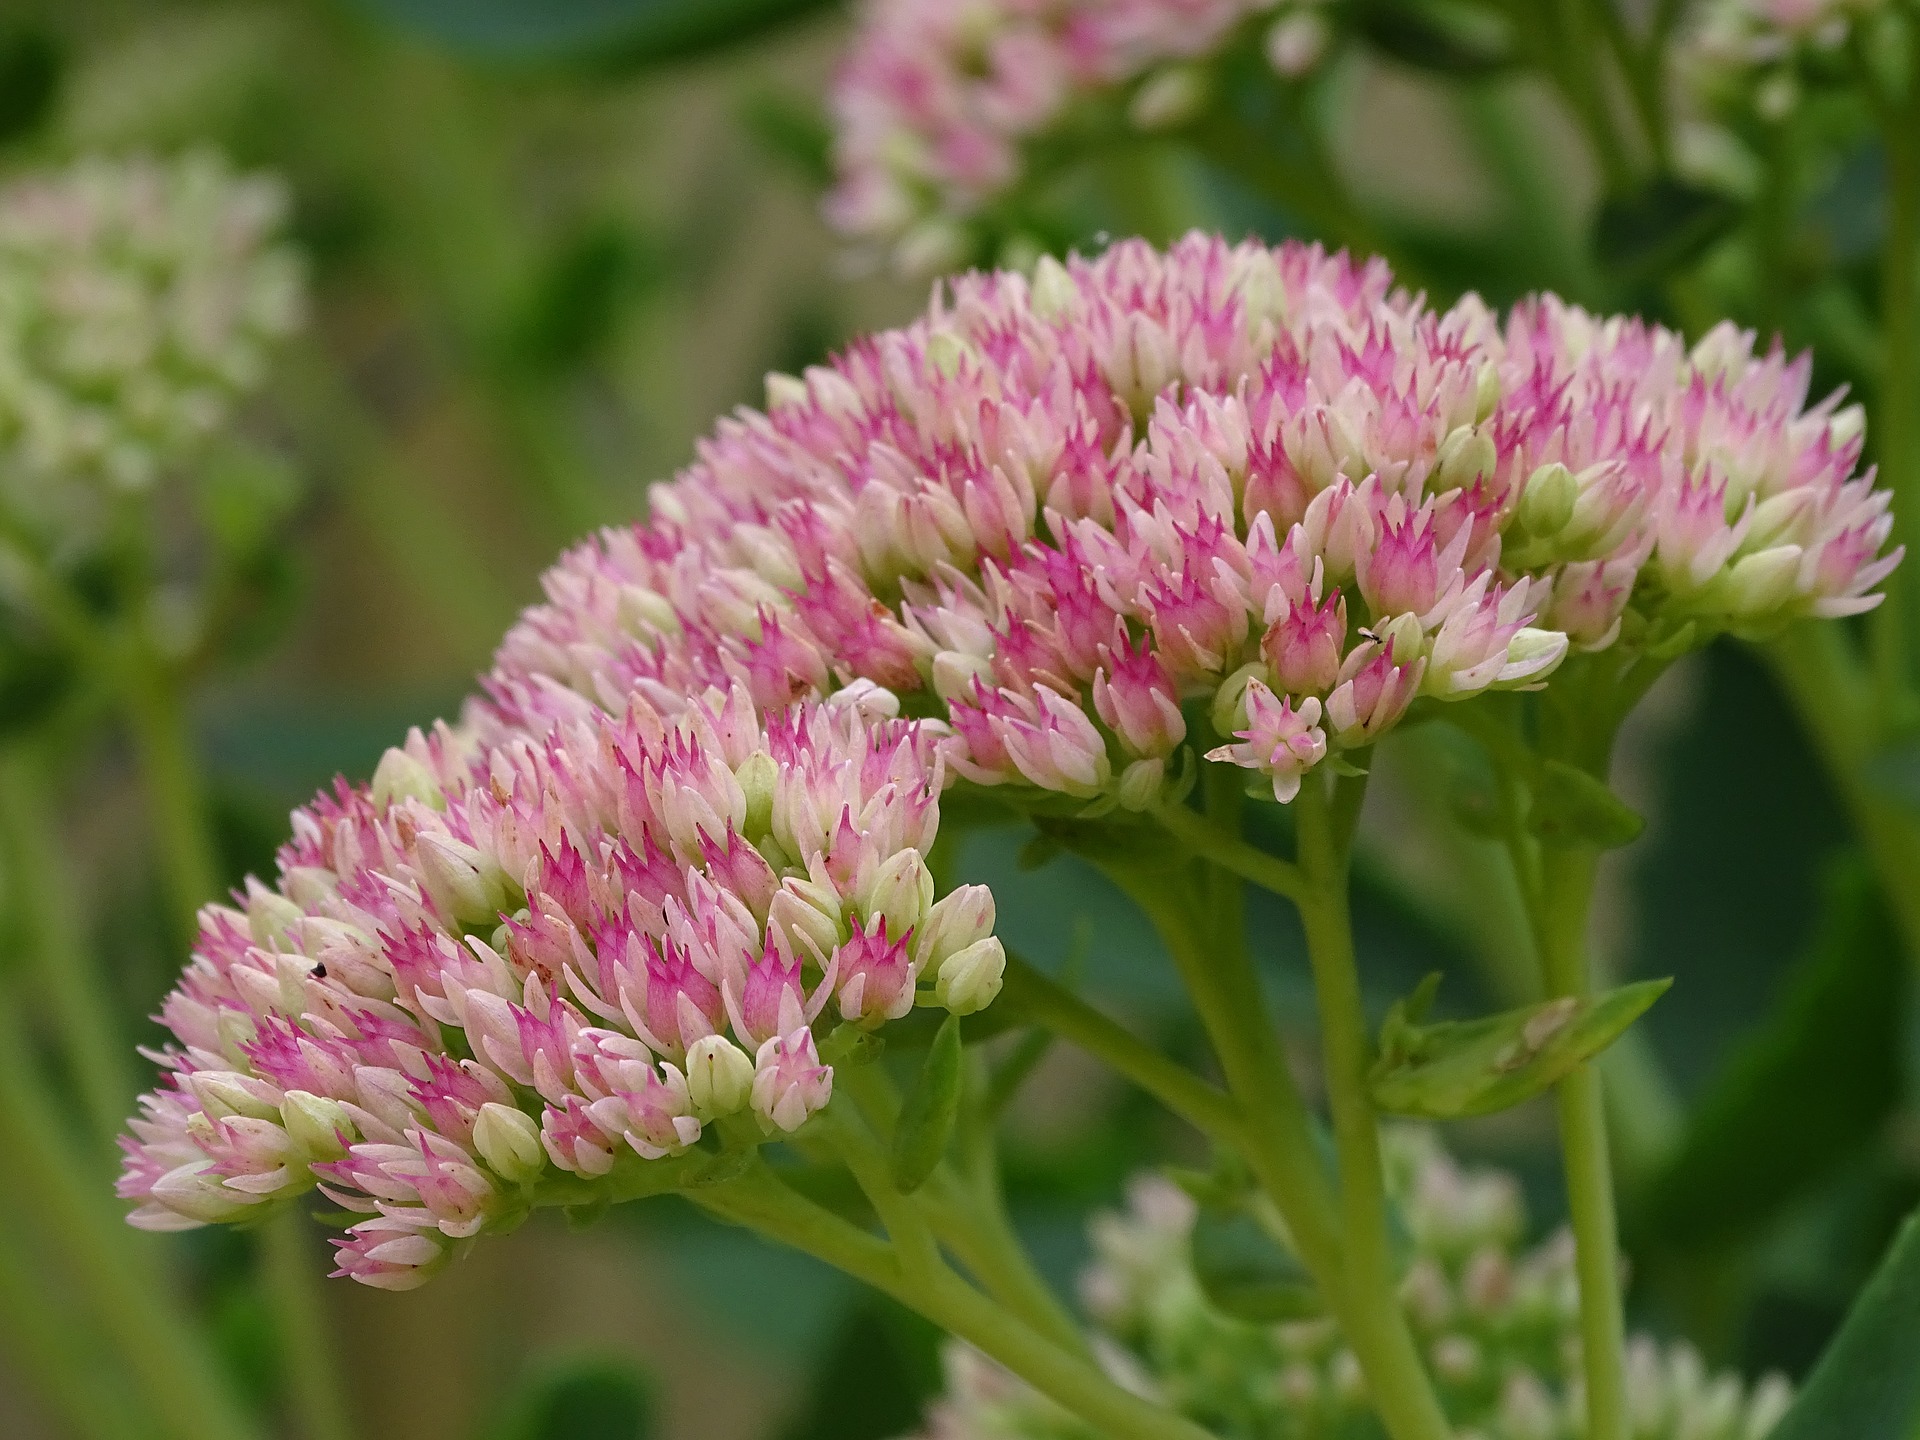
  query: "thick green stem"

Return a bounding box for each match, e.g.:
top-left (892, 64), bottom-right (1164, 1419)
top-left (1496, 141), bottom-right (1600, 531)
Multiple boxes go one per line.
top-left (0, 1007), bottom-right (258, 1440)
top-left (1292, 779), bottom-right (1454, 1440)
top-left (692, 1166), bottom-right (1214, 1440)
top-left (1537, 845), bottom-right (1629, 1440)
top-left (0, 749), bottom-right (133, 1148)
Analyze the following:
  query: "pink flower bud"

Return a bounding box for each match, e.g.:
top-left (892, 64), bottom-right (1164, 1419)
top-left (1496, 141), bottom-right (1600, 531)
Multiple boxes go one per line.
top-left (1205, 680), bottom-right (1328, 803)
top-left (1260, 591), bottom-right (1347, 696)
top-left (752, 1028), bottom-right (834, 1134)
top-left (834, 918), bottom-right (918, 1026)
top-left (1092, 639), bottom-right (1187, 757)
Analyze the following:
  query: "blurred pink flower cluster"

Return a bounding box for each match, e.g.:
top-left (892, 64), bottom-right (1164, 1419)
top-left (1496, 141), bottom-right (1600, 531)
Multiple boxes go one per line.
top-left (489, 234), bottom-right (1895, 809)
top-left (119, 689), bottom-right (1001, 1288)
top-left (826, 0), bottom-right (1329, 269)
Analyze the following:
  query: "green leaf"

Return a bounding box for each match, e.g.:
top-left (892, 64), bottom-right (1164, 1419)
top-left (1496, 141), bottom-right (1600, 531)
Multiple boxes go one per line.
top-left (1352, 0), bottom-right (1514, 74)
top-left (1528, 759), bottom-right (1645, 850)
top-left (1594, 177), bottom-right (1741, 283)
top-left (487, 1355), bottom-right (655, 1440)
top-left (1767, 1210), bottom-right (1920, 1440)
top-left (1370, 977), bottom-right (1671, 1118)
top-left (1190, 1204), bottom-right (1324, 1323)
top-left (890, 1015), bottom-right (963, 1194)
top-left (351, 0), bottom-right (838, 67)
top-left (1634, 861), bottom-right (1905, 1252)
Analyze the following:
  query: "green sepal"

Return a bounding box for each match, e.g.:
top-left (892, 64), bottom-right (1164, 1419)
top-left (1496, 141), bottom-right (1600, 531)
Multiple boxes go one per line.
top-left (564, 1195), bottom-right (611, 1231)
top-left (819, 1024), bottom-right (886, 1068)
top-left (1527, 759), bottom-right (1645, 849)
top-left (890, 1015), bottom-right (964, 1194)
top-left (682, 1146), bottom-right (757, 1189)
top-left (1370, 976), bottom-right (1672, 1118)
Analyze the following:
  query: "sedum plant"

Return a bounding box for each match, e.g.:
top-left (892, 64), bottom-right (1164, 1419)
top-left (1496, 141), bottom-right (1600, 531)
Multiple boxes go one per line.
top-left (920, 1130), bottom-right (1793, 1440)
top-left (116, 233), bottom-right (1899, 1440)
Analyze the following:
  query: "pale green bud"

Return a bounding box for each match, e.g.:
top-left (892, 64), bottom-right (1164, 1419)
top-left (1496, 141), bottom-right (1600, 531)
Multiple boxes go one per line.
top-left (616, 583), bottom-right (681, 640)
top-left (734, 752), bottom-right (779, 839)
top-left (932, 649), bottom-right (995, 703)
top-left (371, 746), bottom-right (444, 812)
top-left (413, 832), bottom-right (510, 926)
top-left (684, 1035), bottom-right (755, 1120)
top-left (1435, 426), bottom-right (1497, 491)
top-left (191, 1071), bottom-right (280, 1121)
top-left (926, 329), bottom-right (974, 380)
top-left (769, 876), bottom-right (844, 964)
top-left (863, 848), bottom-right (935, 942)
top-left (245, 882), bottom-right (303, 950)
top-left (913, 884), bottom-right (996, 971)
top-left (1721, 544), bottom-right (1804, 618)
top-left (936, 937), bottom-right (1006, 1016)
top-left (281, 1091), bottom-right (353, 1162)
top-left (1030, 254), bottom-right (1079, 321)
top-left (472, 1102), bottom-right (545, 1183)
top-left (1379, 612), bottom-right (1426, 667)
top-left (1517, 462), bottom-right (1578, 537)
top-left (1473, 360), bottom-right (1502, 424)
top-left (764, 370), bottom-right (809, 411)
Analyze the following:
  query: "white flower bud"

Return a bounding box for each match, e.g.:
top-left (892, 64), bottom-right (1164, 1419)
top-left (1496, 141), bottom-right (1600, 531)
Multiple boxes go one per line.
top-left (768, 876), bottom-right (845, 964)
top-left (370, 746), bottom-right (443, 811)
top-left (926, 329), bottom-right (974, 380)
top-left (245, 882), bottom-right (303, 950)
top-left (190, 1071), bottom-right (280, 1121)
top-left (616, 584), bottom-right (681, 639)
top-left (684, 1034), bottom-right (755, 1120)
top-left (281, 1090), bottom-right (353, 1162)
top-left (936, 937), bottom-right (1006, 1016)
top-left (151, 1161), bottom-right (254, 1224)
top-left (764, 370), bottom-right (809, 411)
top-left (932, 649), bottom-right (995, 702)
top-left (1435, 426), bottom-right (1498, 491)
top-left (1030, 254), bottom-right (1079, 320)
top-left (472, 1102), bottom-right (545, 1184)
top-left (1720, 544), bottom-right (1804, 618)
top-left (412, 832), bottom-right (510, 926)
top-left (1380, 612), bottom-right (1427, 666)
top-left (914, 885), bottom-right (996, 971)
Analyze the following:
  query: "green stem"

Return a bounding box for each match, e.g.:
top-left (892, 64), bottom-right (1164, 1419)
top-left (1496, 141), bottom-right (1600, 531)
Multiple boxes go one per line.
top-left (262, 1211), bottom-right (356, 1440)
top-left (1537, 845), bottom-right (1629, 1440)
top-left (0, 748), bottom-right (133, 1148)
top-left (1155, 799), bottom-right (1307, 902)
top-left (0, 1006), bottom-right (259, 1440)
top-left (692, 1165), bottom-right (1214, 1440)
top-left (1000, 952), bottom-right (1245, 1141)
top-left (1292, 777), bottom-right (1454, 1440)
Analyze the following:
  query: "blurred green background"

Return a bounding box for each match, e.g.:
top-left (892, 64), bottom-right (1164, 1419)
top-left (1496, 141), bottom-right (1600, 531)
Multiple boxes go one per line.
top-left (0, 2), bottom-right (1913, 1438)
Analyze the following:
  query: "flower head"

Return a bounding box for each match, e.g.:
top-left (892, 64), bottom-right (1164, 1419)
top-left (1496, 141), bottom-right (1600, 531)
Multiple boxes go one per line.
top-left (118, 689), bottom-right (997, 1285)
top-left (0, 151), bottom-right (303, 501)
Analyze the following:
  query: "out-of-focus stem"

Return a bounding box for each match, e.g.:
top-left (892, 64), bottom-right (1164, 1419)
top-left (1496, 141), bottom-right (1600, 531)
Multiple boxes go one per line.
top-left (0, 1005), bottom-right (259, 1440)
top-left (0, 1220), bottom-right (140, 1440)
top-left (1537, 844), bottom-right (1629, 1440)
top-left (1876, 79), bottom-right (1920, 704)
top-left (0, 748), bottom-right (133, 1148)
top-left (1292, 776), bottom-right (1455, 1440)
top-left (120, 657), bottom-right (355, 1440)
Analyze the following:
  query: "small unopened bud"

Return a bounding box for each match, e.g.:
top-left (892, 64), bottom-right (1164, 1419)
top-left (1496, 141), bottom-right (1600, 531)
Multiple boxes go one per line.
top-left (616, 584), bottom-right (681, 639)
top-left (413, 832), bottom-right (511, 926)
top-left (862, 849), bottom-right (935, 941)
top-left (925, 329), bottom-right (974, 380)
top-left (1116, 756), bottom-right (1166, 812)
top-left (1030, 254), bottom-right (1078, 320)
top-left (1721, 544), bottom-right (1803, 618)
top-left (246, 883), bottom-right (303, 950)
top-left (371, 746), bottom-right (444, 812)
top-left (734, 752), bottom-right (779, 838)
top-left (1435, 426), bottom-right (1497, 491)
top-left (684, 1034), bottom-right (755, 1120)
top-left (281, 1091), bottom-right (353, 1162)
top-left (1829, 403), bottom-right (1866, 448)
top-left (764, 371), bottom-right (809, 411)
top-left (192, 1071), bottom-right (279, 1121)
top-left (1380, 612), bottom-right (1426, 666)
top-left (769, 876), bottom-right (845, 963)
top-left (932, 649), bottom-right (994, 702)
top-left (1129, 66), bottom-right (1207, 130)
top-left (472, 1102), bottom-right (544, 1183)
top-left (1518, 462), bottom-right (1579, 537)
top-left (1474, 360), bottom-right (1502, 423)
top-left (936, 937), bottom-right (1006, 1016)
top-left (914, 884), bottom-right (996, 970)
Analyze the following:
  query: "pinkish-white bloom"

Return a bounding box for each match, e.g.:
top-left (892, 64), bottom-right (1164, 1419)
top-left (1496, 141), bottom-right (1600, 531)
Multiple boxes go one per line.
top-left (118, 690), bottom-right (1000, 1285)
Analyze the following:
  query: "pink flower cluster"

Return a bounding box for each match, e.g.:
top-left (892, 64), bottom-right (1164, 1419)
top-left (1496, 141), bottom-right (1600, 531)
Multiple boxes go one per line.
top-left (487, 235), bottom-right (1895, 809)
top-left (826, 0), bottom-right (1330, 270)
top-left (118, 688), bottom-right (1002, 1288)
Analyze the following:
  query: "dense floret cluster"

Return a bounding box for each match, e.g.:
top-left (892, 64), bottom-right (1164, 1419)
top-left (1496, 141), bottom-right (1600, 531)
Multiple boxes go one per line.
top-left (119, 688), bottom-right (1002, 1288)
top-left (0, 151), bottom-right (302, 498)
top-left (920, 1131), bottom-right (1794, 1440)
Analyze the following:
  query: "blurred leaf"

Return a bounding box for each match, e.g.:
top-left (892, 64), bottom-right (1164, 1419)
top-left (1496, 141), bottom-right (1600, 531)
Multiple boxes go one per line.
top-left (774, 1295), bottom-right (942, 1440)
top-left (0, 622), bottom-right (75, 739)
top-left (507, 223), bottom-right (662, 374)
top-left (1635, 861), bottom-right (1904, 1252)
top-left (1371, 976), bottom-right (1671, 1118)
top-left (1595, 177), bottom-right (1740, 282)
top-left (351, 0), bottom-right (839, 67)
top-left (891, 1014), bottom-right (963, 1194)
top-left (0, 25), bottom-right (58, 145)
top-left (1352, 0), bottom-right (1514, 74)
top-left (193, 444), bottom-right (302, 559)
top-left (1768, 1208), bottom-right (1920, 1440)
top-left (1191, 1204), bottom-right (1323, 1322)
top-left (486, 1354), bottom-right (655, 1440)
top-left (1528, 759), bottom-right (1645, 850)
top-left (739, 89), bottom-right (834, 189)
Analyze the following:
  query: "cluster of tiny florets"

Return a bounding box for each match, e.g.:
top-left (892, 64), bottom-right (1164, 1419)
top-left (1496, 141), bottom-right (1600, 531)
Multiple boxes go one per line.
top-left (486, 234), bottom-right (1894, 811)
top-left (0, 151), bottom-right (303, 498)
top-left (919, 1131), bottom-right (1793, 1440)
top-left (1681, 0), bottom-right (1889, 119)
top-left (118, 686), bottom-right (1003, 1289)
top-left (827, 0), bottom-right (1334, 271)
